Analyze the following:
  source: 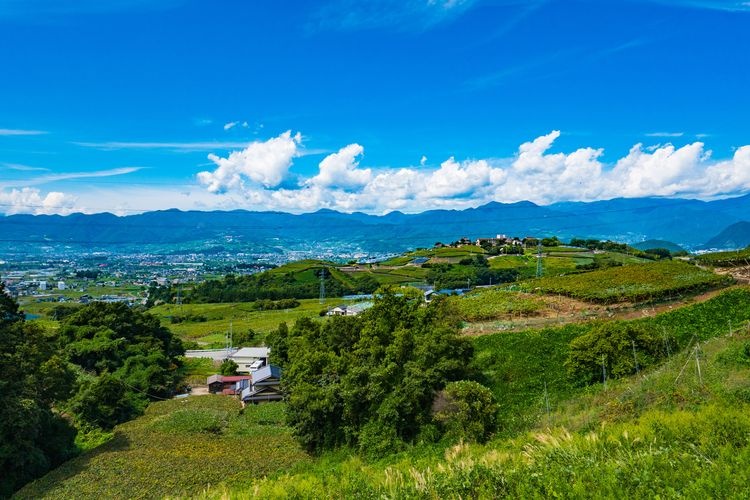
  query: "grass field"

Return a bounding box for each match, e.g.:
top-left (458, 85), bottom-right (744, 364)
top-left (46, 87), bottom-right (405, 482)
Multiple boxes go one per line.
top-left (150, 299), bottom-right (326, 344)
top-left (451, 289), bottom-right (544, 321)
top-left (518, 260), bottom-right (729, 303)
top-left (217, 288), bottom-right (750, 498)
top-left (16, 398), bottom-right (309, 499)
top-left (378, 245), bottom-right (486, 266)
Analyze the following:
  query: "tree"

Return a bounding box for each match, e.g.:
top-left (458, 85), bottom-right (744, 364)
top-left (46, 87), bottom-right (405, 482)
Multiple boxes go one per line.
top-left (59, 302), bottom-right (185, 429)
top-left (566, 321), bottom-right (665, 385)
top-left (283, 293), bottom-right (473, 457)
top-left (432, 380), bottom-right (498, 443)
top-left (220, 359), bottom-right (239, 376)
top-left (0, 284), bottom-right (77, 496)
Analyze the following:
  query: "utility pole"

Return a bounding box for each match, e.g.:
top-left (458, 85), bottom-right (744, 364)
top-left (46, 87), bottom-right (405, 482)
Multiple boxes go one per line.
top-left (226, 320), bottom-right (233, 359)
top-left (319, 268), bottom-right (326, 304)
top-left (536, 241), bottom-right (543, 278)
top-left (695, 344), bottom-right (703, 385)
top-left (662, 326), bottom-right (672, 358)
top-left (601, 355), bottom-right (607, 389)
top-left (632, 340), bottom-right (640, 375)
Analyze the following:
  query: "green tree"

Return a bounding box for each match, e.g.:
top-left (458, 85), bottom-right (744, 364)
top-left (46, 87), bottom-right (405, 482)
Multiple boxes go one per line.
top-left (0, 285), bottom-right (78, 496)
top-left (433, 380), bottom-right (498, 443)
top-left (566, 321), bottom-right (665, 385)
top-left (59, 302), bottom-right (184, 429)
top-left (284, 293), bottom-right (473, 456)
top-left (220, 359), bottom-right (239, 375)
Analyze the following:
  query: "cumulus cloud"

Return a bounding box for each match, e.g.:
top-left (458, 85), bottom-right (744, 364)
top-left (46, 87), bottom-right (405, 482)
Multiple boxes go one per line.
top-left (194, 130), bottom-right (750, 214)
top-left (308, 144), bottom-right (371, 189)
top-left (0, 188), bottom-right (78, 215)
top-left (197, 131), bottom-right (302, 192)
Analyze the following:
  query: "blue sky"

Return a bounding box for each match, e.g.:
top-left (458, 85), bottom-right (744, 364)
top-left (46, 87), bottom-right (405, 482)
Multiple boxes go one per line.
top-left (0, 0), bottom-right (748, 215)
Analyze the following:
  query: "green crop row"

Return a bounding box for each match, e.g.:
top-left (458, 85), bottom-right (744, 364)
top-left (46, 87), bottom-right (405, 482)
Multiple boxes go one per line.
top-left (696, 247), bottom-right (750, 267)
top-left (452, 289), bottom-right (544, 321)
top-left (518, 260), bottom-right (728, 303)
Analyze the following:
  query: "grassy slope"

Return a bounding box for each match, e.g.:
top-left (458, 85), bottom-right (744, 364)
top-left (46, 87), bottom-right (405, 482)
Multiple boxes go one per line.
top-left (518, 260), bottom-right (728, 303)
top-left (216, 289), bottom-right (750, 498)
top-left (237, 339), bottom-right (750, 498)
top-left (16, 398), bottom-right (309, 500)
top-left (20, 288), bottom-right (750, 499)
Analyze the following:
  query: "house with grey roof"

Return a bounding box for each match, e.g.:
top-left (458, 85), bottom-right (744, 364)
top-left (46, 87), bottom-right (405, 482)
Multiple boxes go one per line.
top-left (240, 365), bottom-right (283, 404)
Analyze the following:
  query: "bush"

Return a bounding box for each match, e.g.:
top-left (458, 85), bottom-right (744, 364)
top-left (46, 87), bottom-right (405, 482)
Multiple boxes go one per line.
top-left (566, 322), bottom-right (665, 385)
top-left (219, 359), bottom-right (238, 376)
top-left (433, 381), bottom-right (498, 443)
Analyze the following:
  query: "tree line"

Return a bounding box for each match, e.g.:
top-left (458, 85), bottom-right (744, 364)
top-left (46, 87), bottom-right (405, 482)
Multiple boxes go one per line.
top-left (0, 284), bottom-right (184, 496)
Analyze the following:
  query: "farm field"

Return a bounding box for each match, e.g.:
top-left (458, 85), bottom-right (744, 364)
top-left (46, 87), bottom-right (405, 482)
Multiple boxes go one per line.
top-left (697, 246), bottom-right (750, 267)
top-left (15, 398), bottom-right (309, 499)
top-left (451, 288), bottom-right (544, 321)
top-left (150, 299), bottom-right (326, 344)
top-left (518, 260), bottom-right (729, 303)
top-left (377, 245), bottom-right (486, 266)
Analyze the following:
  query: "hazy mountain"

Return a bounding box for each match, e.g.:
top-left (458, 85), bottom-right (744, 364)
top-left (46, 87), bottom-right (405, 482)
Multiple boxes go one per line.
top-left (631, 240), bottom-right (685, 253)
top-left (2, 194), bottom-right (750, 254)
top-left (703, 221), bottom-right (750, 250)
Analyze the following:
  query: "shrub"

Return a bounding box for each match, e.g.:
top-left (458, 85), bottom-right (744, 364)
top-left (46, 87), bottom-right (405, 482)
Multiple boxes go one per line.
top-left (433, 380), bottom-right (498, 443)
top-left (566, 322), bottom-right (665, 385)
top-left (219, 359), bottom-right (238, 376)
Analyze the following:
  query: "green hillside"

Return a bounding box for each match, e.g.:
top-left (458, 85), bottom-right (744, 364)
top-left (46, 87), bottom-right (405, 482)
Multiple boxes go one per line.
top-left (18, 287), bottom-right (750, 498)
top-left (517, 260), bottom-right (729, 303)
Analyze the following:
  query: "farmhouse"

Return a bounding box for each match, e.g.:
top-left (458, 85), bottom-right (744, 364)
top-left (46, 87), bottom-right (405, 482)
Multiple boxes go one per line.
top-left (326, 301), bottom-right (373, 316)
top-left (230, 346), bottom-right (271, 374)
top-left (241, 365), bottom-right (283, 404)
top-left (207, 374), bottom-right (252, 394)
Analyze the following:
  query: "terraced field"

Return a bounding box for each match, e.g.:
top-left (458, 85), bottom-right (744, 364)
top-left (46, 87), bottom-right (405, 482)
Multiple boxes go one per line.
top-left (518, 260), bottom-right (729, 303)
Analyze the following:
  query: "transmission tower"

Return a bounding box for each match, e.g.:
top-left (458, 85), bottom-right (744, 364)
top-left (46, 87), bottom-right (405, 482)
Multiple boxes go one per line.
top-left (536, 241), bottom-right (543, 278)
top-left (319, 268), bottom-right (326, 304)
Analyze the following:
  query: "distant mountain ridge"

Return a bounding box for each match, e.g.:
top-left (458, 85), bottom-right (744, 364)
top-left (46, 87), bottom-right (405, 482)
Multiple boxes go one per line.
top-left (703, 221), bottom-right (750, 250)
top-left (2, 194), bottom-right (750, 253)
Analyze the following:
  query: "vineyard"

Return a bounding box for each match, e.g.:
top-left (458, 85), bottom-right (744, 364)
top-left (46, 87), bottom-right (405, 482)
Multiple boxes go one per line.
top-left (16, 398), bottom-right (308, 499)
top-left (452, 289), bottom-right (544, 321)
top-left (696, 247), bottom-right (750, 267)
top-left (518, 260), bottom-right (729, 303)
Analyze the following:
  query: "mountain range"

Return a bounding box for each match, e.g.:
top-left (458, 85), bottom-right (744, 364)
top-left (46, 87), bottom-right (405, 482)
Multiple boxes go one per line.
top-left (2, 194), bottom-right (750, 254)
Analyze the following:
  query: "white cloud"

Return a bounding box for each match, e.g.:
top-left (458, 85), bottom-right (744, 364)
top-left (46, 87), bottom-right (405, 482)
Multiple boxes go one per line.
top-left (197, 130), bottom-right (302, 191)
top-left (308, 144), bottom-right (371, 189)
top-left (194, 130), bottom-right (750, 214)
top-left (645, 132), bottom-right (684, 138)
top-left (0, 128), bottom-right (47, 136)
top-left (0, 188), bottom-right (77, 215)
top-left (12, 131), bottom-right (750, 216)
top-left (1, 163), bottom-right (50, 172)
top-left (0, 166), bottom-right (143, 189)
top-left (224, 121), bottom-right (238, 131)
top-left (74, 140), bottom-right (254, 151)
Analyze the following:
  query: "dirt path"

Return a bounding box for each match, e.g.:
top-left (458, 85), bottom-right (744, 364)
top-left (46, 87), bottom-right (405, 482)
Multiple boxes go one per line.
top-left (462, 285), bottom-right (741, 337)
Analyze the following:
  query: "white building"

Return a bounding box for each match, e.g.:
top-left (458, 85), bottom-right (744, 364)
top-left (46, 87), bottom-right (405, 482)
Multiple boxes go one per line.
top-left (230, 347), bottom-right (271, 374)
top-left (38, 281), bottom-right (47, 291)
top-left (57, 281), bottom-right (66, 290)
